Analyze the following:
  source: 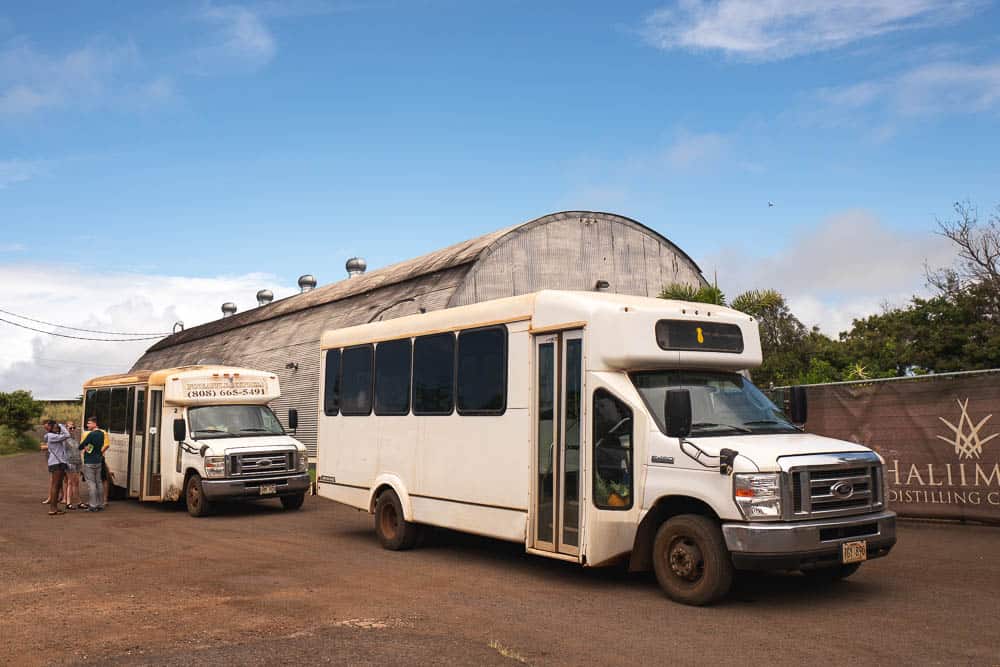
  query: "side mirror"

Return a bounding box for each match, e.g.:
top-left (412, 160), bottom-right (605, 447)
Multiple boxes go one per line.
top-left (288, 408), bottom-right (298, 431)
top-left (789, 386), bottom-right (808, 425)
top-left (664, 389), bottom-right (692, 439)
top-left (173, 418), bottom-right (186, 443)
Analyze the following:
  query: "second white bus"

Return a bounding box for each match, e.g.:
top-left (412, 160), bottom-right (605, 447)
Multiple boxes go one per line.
top-left (315, 290), bottom-right (895, 605)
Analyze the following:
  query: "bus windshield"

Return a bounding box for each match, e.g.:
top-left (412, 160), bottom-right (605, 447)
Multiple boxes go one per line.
top-left (631, 370), bottom-right (799, 437)
top-left (188, 405), bottom-right (285, 439)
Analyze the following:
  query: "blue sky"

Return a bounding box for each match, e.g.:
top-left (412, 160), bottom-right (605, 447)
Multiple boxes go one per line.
top-left (1, 1), bottom-right (999, 395)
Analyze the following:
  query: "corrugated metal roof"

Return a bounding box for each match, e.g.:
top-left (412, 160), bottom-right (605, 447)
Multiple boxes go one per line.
top-left (145, 223), bottom-right (519, 353)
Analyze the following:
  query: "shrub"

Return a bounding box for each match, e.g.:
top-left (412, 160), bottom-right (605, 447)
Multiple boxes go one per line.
top-left (0, 425), bottom-right (38, 456)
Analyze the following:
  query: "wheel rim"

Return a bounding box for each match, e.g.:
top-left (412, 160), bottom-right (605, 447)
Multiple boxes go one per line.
top-left (379, 502), bottom-right (399, 540)
top-left (667, 536), bottom-right (704, 582)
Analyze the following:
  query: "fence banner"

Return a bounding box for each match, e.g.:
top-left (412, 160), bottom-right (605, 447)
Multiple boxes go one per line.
top-left (777, 370), bottom-right (1000, 524)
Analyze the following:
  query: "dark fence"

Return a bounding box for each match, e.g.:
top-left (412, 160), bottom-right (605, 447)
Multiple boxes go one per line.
top-left (774, 370), bottom-right (1000, 524)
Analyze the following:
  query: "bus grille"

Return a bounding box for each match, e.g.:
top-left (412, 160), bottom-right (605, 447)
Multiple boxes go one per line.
top-left (229, 451), bottom-right (293, 477)
top-left (782, 453), bottom-right (884, 520)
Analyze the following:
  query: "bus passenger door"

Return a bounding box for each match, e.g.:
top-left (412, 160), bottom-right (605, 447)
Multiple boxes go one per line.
top-left (531, 330), bottom-right (584, 557)
top-left (128, 388), bottom-right (145, 498)
top-left (142, 390), bottom-right (162, 500)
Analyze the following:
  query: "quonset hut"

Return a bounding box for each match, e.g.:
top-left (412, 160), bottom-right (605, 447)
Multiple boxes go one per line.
top-left (130, 211), bottom-right (707, 455)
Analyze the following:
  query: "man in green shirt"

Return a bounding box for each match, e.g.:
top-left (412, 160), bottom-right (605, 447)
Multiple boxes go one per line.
top-left (79, 416), bottom-right (109, 512)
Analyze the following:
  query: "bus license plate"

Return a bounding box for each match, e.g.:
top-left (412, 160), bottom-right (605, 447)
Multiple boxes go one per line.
top-left (260, 484), bottom-right (277, 496)
top-left (842, 540), bottom-right (867, 564)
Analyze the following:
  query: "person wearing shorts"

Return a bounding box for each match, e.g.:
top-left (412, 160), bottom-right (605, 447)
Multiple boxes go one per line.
top-left (63, 421), bottom-right (83, 509)
top-left (41, 421), bottom-right (71, 515)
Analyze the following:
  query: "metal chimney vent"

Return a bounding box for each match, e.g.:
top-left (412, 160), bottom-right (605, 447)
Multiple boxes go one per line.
top-left (221, 302), bottom-right (237, 317)
top-left (298, 274), bottom-right (317, 293)
top-left (346, 257), bottom-right (367, 278)
top-left (256, 289), bottom-right (274, 306)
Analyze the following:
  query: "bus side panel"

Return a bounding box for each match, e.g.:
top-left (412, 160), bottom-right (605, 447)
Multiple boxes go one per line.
top-left (105, 433), bottom-right (129, 489)
top-left (410, 496), bottom-right (526, 543)
top-left (415, 410), bottom-right (530, 530)
top-left (331, 413), bottom-right (378, 490)
top-left (376, 415), bottom-right (416, 497)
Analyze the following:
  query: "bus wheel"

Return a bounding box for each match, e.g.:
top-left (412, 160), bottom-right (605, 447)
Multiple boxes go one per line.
top-left (280, 493), bottom-right (305, 511)
top-left (185, 474), bottom-right (213, 517)
top-left (374, 489), bottom-right (419, 550)
top-left (652, 514), bottom-right (733, 606)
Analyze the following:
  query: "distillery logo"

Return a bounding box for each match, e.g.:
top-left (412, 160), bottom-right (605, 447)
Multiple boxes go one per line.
top-left (886, 398), bottom-right (999, 508)
top-left (936, 398), bottom-right (997, 460)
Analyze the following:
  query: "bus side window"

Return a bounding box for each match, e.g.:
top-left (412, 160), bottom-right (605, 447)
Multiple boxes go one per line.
top-left (456, 326), bottom-right (507, 415)
top-left (323, 349), bottom-right (342, 416)
top-left (110, 387), bottom-right (128, 433)
top-left (592, 389), bottom-right (633, 510)
top-left (413, 333), bottom-right (454, 415)
top-left (95, 388), bottom-right (111, 432)
top-left (341, 345), bottom-right (373, 416)
top-left (375, 338), bottom-right (412, 416)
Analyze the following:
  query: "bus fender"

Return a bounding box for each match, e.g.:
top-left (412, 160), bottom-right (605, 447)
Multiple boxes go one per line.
top-left (368, 474), bottom-right (414, 521)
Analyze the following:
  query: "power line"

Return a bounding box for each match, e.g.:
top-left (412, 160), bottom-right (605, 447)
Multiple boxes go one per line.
top-left (0, 316), bottom-right (165, 342)
top-left (0, 307), bottom-right (172, 336)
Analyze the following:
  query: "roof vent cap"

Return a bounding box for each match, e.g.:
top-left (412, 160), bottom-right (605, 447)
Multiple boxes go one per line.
top-left (256, 289), bottom-right (274, 306)
top-left (298, 274), bottom-right (317, 292)
top-left (221, 302), bottom-right (237, 317)
top-left (346, 257), bottom-right (367, 278)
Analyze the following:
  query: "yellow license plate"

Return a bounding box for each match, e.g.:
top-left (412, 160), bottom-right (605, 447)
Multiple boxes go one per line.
top-left (842, 540), bottom-right (867, 564)
top-left (260, 484), bottom-right (277, 496)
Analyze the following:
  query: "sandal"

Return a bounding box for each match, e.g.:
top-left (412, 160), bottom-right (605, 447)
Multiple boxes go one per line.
top-left (48, 510), bottom-right (65, 515)
top-left (79, 503), bottom-right (90, 509)
top-left (66, 504), bottom-right (77, 510)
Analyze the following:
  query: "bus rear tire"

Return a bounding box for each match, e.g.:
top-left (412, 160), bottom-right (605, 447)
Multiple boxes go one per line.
top-left (374, 489), bottom-right (419, 550)
top-left (652, 514), bottom-right (733, 606)
top-left (280, 492), bottom-right (305, 511)
top-left (185, 474), bottom-right (213, 517)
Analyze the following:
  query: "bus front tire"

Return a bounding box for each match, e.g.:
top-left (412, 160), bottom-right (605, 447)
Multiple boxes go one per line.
top-left (185, 474), bottom-right (213, 517)
top-left (374, 490), bottom-right (419, 550)
top-left (652, 514), bottom-right (733, 606)
top-left (280, 492), bottom-right (305, 511)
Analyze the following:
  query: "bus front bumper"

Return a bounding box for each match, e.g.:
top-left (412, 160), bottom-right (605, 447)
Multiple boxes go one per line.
top-left (201, 473), bottom-right (310, 500)
top-left (722, 510), bottom-right (896, 571)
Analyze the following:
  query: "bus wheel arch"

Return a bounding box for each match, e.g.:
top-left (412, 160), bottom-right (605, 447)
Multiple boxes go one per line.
top-left (628, 495), bottom-right (720, 573)
top-left (368, 475), bottom-right (413, 520)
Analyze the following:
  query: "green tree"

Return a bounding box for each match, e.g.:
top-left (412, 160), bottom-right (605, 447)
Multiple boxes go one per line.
top-left (659, 282), bottom-right (726, 305)
top-left (0, 390), bottom-right (44, 433)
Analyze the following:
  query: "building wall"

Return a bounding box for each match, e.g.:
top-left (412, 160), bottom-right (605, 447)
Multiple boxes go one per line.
top-left (131, 213), bottom-right (705, 454)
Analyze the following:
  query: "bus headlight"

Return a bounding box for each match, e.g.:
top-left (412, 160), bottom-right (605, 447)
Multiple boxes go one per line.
top-left (205, 456), bottom-right (226, 478)
top-left (734, 473), bottom-right (782, 521)
top-left (296, 450), bottom-right (309, 472)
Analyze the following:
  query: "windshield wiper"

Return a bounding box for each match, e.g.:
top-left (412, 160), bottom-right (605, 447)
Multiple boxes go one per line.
top-left (690, 421), bottom-right (753, 433)
top-left (238, 428), bottom-right (271, 433)
top-left (743, 419), bottom-right (802, 431)
top-left (194, 428), bottom-right (227, 434)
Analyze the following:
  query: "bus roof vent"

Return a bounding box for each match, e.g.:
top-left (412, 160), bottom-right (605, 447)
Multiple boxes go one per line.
top-left (346, 257), bottom-right (367, 278)
top-left (298, 274), bottom-right (317, 292)
top-left (256, 289), bottom-right (274, 307)
top-left (221, 302), bottom-right (237, 317)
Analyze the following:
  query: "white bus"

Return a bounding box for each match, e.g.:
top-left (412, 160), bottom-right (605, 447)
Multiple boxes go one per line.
top-left (315, 291), bottom-right (895, 604)
top-left (83, 365), bottom-right (310, 516)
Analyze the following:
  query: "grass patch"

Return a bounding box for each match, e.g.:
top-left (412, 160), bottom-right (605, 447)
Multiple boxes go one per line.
top-left (0, 425), bottom-right (39, 456)
top-left (40, 402), bottom-right (83, 424)
top-left (488, 639), bottom-right (527, 664)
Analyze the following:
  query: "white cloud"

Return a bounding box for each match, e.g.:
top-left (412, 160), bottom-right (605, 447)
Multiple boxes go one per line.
top-left (812, 60), bottom-right (1000, 127)
top-left (195, 4), bottom-right (276, 72)
top-left (0, 264), bottom-right (295, 398)
top-left (0, 158), bottom-right (44, 188)
top-left (0, 37), bottom-right (173, 116)
top-left (642, 0), bottom-right (982, 61)
top-left (664, 130), bottom-right (727, 168)
top-left (701, 210), bottom-right (956, 334)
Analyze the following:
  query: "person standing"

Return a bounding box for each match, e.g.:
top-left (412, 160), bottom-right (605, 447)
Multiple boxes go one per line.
top-left (41, 421), bottom-right (71, 516)
top-left (63, 421), bottom-right (83, 510)
top-left (79, 416), bottom-right (109, 512)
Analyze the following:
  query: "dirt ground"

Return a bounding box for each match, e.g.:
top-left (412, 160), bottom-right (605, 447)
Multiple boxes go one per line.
top-left (2, 452), bottom-right (999, 666)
